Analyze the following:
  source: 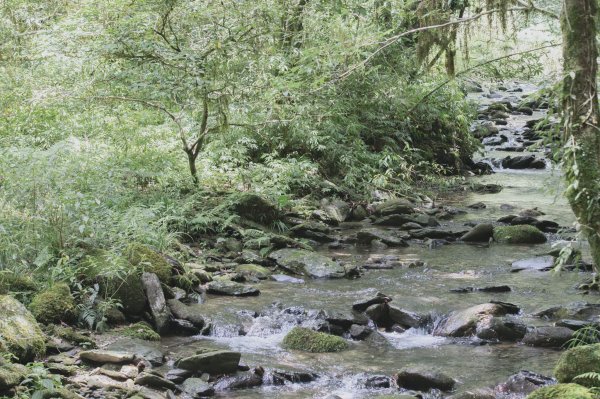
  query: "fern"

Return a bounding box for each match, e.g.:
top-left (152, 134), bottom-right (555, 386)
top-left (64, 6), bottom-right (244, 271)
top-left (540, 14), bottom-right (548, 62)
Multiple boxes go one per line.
top-left (566, 325), bottom-right (600, 349)
top-left (574, 372), bottom-right (600, 384)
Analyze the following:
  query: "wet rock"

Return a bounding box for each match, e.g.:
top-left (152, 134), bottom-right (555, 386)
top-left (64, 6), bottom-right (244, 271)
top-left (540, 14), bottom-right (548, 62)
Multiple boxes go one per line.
top-left (349, 204), bottom-right (369, 221)
top-left (471, 162), bottom-right (494, 175)
top-left (493, 225), bottom-right (547, 244)
top-left (268, 248), bottom-right (346, 279)
top-left (476, 317), bottom-right (527, 341)
top-left (511, 256), bottom-right (555, 272)
top-left (473, 123), bottom-right (499, 139)
top-left (534, 220), bottom-right (560, 233)
top-left (497, 215), bottom-right (518, 223)
top-left (364, 303), bottom-right (424, 330)
top-left (166, 299), bottom-right (205, 328)
top-left (461, 224), bottom-right (494, 242)
top-left (270, 274), bottom-right (305, 284)
top-left (495, 370), bottom-right (555, 396)
top-left (349, 324), bottom-right (372, 340)
top-left (501, 155), bottom-right (546, 169)
top-left (360, 374), bottom-right (392, 389)
top-left (534, 302), bottom-right (600, 321)
top-left (176, 349), bottom-right (241, 374)
top-left (374, 198), bottom-right (415, 216)
top-left (215, 368), bottom-right (264, 390)
top-left (79, 350), bottom-right (135, 364)
top-left (318, 199), bottom-right (350, 224)
top-left (356, 228), bottom-right (409, 247)
top-left (207, 280), bottom-right (260, 296)
top-left (472, 183), bottom-right (502, 193)
top-left (271, 370), bottom-right (319, 384)
top-left (170, 318), bottom-right (201, 336)
top-left (396, 369), bottom-right (456, 392)
top-left (510, 216), bottom-right (539, 226)
top-left (325, 310), bottom-right (369, 329)
top-left (141, 272), bottom-right (172, 333)
top-left (522, 326), bottom-right (573, 348)
top-left (290, 221), bottom-right (334, 242)
top-left (165, 368), bottom-right (193, 384)
top-left (135, 372), bottom-right (176, 391)
top-left (401, 222), bottom-right (423, 230)
top-left (352, 293), bottom-right (392, 312)
top-left (0, 295), bottom-right (46, 362)
top-left (182, 377), bottom-right (215, 397)
top-left (105, 338), bottom-right (165, 366)
top-left (555, 319), bottom-right (591, 330)
top-left (373, 214), bottom-right (418, 227)
top-left (468, 202), bottom-right (486, 210)
top-left (434, 303), bottom-right (519, 337)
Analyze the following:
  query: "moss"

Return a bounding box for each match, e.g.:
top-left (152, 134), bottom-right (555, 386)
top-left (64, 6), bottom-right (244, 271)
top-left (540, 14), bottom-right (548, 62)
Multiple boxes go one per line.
top-left (171, 272), bottom-right (201, 291)
top-left (48, 326), bottom-right (96, 348)
top-left (29, 283), bottom-right (76, 325)
top-left (0, 271), bottom-right (36, 295)
top-left (555, 344), bottom-right (600, 387)
top-left (0, 357), bottom-right (28, 392)
top-left (282, 327), bottom-right (348, 353)
top-left (235, 264), bottom-right (271, 279)
top-left (493, 225), bottom-right (547, 244)
top-left (119, 322), bottom-right (161, 341)
top-left (526, 383), bottom-right (596, 399)
top-left (106, 274), bottom-right (147, 317)
top-left (0, 295), bottom-right (46, 362)
top-left (126, 243), bottom-right (172, 282)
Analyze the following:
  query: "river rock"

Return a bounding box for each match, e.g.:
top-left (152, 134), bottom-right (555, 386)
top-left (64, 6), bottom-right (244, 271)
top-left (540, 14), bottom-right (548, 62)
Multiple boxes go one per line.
top-left (214, 369), bottom-right (264, 390)
top-left (290, 221), bottom-right (334, 242)
top-left (396, 369), bottom-right (456, 392)
top-left (349, 324), bottom-right (372, 340)
top-left (318, 199), bottom-right (350, 224)
top-left (79, 350), bottom-right (135, 364)
top-left (270, 274), bottom-right (305, 284)
top-left (360, 374), bottom-right (392, 388)
top-left (511, 256), bottom-right (555, 272)
top-left (176, 349), bottom-right (241, 374)
top-left (410, 228), bottom-right (468, 240)
top-left (182, 377), bottom-right (215, 397)
top-left (325, 310), bottom-right (369, 329)
top-left (501, 155), bottom-right (546, 169)
top-left (135, 372), bottom-right (176, 391)
top-left (207, 280), bottom-right (260, 296)
top-left (522, 326), bottom-right (573, 348)
top-left (268, 248), bottom-right (345, 278)
top-left (433, 303), bottom-right (519, 337)
top-left (364, 303), bottom-right (424, 329)
top-left (475, 317), bottom-right (526, 341)
top-left (165, 368), bottom-right (193, 383)
top-left (352, 293), bottom-right (392, 312)
top-left (141, 272), bottom-right (172, 333)
top-left (166, 299), bottom-right (205, 328)
top-left (534, 302), bottom-right (600, 320)
top-left (461, 224), bottom-right (494, 242)
top-left (0, 295), bottom-right (46, 362)
top-left (493, 225), bottom-right (547, 244)
top-left (373, 214), bottom-right (418, 227)
top-left (495, 370), bottom-right (555, 396)
top-left (374, 198), bottom-right (415, 216)
top-left (356, 228), bottom-right (409, 247)
top-left (271, 370), bottom-right (319, 384)
top-left (105, 337), bottom-right (165, 366)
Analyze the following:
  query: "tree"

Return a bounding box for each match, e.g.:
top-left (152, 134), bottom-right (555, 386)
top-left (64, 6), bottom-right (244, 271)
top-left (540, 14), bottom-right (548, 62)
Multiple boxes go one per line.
top-left (561, 0), bottom-right (600, 272)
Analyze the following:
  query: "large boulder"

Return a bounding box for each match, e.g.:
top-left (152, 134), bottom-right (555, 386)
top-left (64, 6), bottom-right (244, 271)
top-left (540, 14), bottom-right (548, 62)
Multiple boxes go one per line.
top-left (461, 224), bottom-right (494, 242)
top-left (176, 349), bottom-right (241, 374)
top-left (166, 299), bottom-right (205, 328)
top-left (107, 273), bottom-right (147, 317)
top-left (268, 248), bottom-right (345, 279)
top-left (141, 272), bottom-right (171, 333)
top-left (433, 303), bottom-right (519, 338)
top-left (554, 343), bottom-right (600, 386)
top-left (526, 383), bottom-right (596, 399)
top-left (207, 280), bottom-right (260, 296)
top-left (282, 327), bottom-right (348, 353)
top-left (502, 155), bottom-right (546, 169)
top-left (494, 225), bottom-right (547, 244)
top-left (126, 243), bottom-right (172, 282)
top-left (0, 295), bottom-right (46, 362)
top-left (29, 283), bottom-right (76, 325)
top-left (374, 198), bottom-right (415, 216)
top-left (396, 369), bottom-right (456, 392)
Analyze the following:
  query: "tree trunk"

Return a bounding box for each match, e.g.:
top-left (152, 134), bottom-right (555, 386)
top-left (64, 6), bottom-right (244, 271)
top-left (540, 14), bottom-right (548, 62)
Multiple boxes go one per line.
top-left (186, 150), bottom-right (199, 185)
top-left (561, 0), bottom-right (600, 271)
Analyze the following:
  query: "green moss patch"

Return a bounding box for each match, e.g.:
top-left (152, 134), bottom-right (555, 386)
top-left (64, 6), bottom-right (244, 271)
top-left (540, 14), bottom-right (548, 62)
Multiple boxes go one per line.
top-left (119, 322), bottom-right (160, 341)
top-left (494, 225), bottom-right (547, 244)
top-left (555, 344), bottom-right (600, 387)
top-left (29, 283), bottom-right (76, 325)
top-left (126, 243), bottom-right (172, 282)
top-left (0, 271), bottom-right (36, 295)
top-left (526, 383), bottom-right (596, 399)
top-left (0, 295), bottom-right (46, 362)
top-left (282, 327), bottom-right (348, 353)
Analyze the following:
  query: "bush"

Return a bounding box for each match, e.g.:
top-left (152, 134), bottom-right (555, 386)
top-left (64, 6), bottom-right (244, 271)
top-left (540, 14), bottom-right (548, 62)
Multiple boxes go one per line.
top-left (282, 327), bottom-right (348, 353)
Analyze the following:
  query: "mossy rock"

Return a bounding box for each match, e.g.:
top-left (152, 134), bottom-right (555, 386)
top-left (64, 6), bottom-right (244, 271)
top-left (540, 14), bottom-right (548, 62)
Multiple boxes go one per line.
top-left (0, 295), bottom-right (46, 362)
top-left (493, 225), bottom-right (547, 244)
top-left (230, 193), bottom-right (283, 226)
top-left (526, 383), bottom-right (596, 399)
top-left (282, 327), bottom-right (348, 353)
top-left (29, 283), bottom-right (77, 325)
top-left (48, 326), bottom-right (96, 348)
top-left (106, 273), bottom-right (147, 317)
top-left (0, 356), bottom-right (28, 392)
top-left (555, 344), bottom-right (600, 387)
top-left (126, 244), bottom-right (172, 282)
top-left (171, 272), bottom-right (201, 291)
top-left (120, 322), bottom-right (160, 341)
top-left (0, 271), bottom-right (36, 295)
top-left (235, 264), bottom-right (271, 279)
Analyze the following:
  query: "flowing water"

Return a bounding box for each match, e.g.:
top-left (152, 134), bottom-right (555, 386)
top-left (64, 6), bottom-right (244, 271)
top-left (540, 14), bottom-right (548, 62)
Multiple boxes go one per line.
top-left (161, 84), bottom-right (593, 398)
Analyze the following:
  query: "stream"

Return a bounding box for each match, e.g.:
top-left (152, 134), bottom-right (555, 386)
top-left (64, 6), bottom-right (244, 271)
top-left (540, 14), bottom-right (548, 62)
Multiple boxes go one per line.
top-left (146, 83), bottom-right (594, 399)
